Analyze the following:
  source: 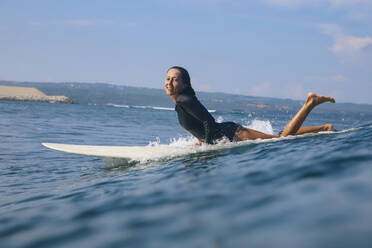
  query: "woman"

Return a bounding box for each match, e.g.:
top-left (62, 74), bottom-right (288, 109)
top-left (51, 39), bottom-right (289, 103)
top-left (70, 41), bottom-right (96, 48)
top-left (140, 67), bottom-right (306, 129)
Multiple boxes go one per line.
top-left (165, 66), bottom-right (335, 145)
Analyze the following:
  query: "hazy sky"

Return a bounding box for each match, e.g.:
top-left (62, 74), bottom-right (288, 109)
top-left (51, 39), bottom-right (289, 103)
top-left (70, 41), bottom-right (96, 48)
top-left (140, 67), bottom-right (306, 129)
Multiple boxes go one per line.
top-left (1, 0), bottom-right (371, 103)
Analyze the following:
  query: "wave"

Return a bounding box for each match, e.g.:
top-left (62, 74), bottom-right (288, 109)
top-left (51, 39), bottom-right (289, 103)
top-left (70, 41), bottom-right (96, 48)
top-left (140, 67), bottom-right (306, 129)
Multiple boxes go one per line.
top-left (107, 103), bottom-right (130, 108)
top-left (106, 103), bottom-right (216, 113)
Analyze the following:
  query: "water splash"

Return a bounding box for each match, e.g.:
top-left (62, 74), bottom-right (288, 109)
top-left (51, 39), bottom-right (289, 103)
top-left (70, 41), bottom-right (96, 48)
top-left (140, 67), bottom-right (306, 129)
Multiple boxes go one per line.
top-left (245, 119), bottom-right (275, 135)
top-left (169, 136), bottom-right (198, 147)
top-left (216, 116), bottom-right (224, 123)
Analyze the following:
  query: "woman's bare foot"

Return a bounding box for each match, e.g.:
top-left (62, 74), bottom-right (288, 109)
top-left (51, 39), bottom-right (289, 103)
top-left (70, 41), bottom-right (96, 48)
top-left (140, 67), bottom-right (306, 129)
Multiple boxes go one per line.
top-left (306, 92), bottom-right (335, 107)
top-left (322, 123), bottom-right (334, 131)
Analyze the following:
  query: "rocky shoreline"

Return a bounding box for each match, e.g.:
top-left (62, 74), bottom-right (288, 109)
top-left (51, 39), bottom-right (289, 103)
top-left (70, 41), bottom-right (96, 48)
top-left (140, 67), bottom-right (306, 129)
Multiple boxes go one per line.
top-left (0, 95), bottom-right (75, 104)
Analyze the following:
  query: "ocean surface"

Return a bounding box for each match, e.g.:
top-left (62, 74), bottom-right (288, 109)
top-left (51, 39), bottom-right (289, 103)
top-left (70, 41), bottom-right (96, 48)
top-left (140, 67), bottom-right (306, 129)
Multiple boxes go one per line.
top-left (1, 99), bottom-right (372, 248)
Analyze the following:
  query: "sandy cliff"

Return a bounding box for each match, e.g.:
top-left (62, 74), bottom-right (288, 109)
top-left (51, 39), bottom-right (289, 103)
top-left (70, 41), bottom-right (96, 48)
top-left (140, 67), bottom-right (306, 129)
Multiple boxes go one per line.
top-left (0, 85), bottom-right (74, 104)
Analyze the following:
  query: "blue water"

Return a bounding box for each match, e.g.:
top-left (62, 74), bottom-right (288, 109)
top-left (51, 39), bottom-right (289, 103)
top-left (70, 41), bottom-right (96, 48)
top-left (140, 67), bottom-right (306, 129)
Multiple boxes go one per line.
top-left (1, 100), bottom-right (372, 248)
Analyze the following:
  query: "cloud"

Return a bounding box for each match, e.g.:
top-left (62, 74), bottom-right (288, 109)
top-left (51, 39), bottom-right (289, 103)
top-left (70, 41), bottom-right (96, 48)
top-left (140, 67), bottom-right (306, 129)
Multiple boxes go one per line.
top-left (29, 19), bottom-right (113, 28)
top-left (262, 0), bottom-right (319, 7)
top-left (331, 36), bottom-right (372, 54)
top-left (304, 74), bottom-right (347, 82)
top-left (259, 0), bottom-right (372, 26)
top-left (320, 24), bottom-right (372, 56)
top-left (347, 11), bottom-right (370, 21)
top-left (51, 20), bottom-right (94, 26)
top-left (50, 19), bottom-right (113, 26)
top-left (330, 74), bottom-right (346, 81)
top-left (261, 0), bottom-right (372, 7)
top-left (330, 0), bottom-right (372, 6)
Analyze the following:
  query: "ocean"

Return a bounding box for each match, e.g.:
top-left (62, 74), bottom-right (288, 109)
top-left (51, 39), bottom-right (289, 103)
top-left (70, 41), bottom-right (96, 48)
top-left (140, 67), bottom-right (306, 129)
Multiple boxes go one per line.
top-left (1, 98), bottom-right (372, 248)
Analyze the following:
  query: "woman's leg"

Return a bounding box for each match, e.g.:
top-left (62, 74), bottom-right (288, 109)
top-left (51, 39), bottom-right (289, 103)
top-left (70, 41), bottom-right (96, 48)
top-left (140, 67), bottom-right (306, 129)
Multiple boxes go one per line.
top-left (233, 123), bottom-right (334, 141)
top-left (295, 124), bottom-right (333, 135)
top-left (233, 93), bottom-right (335, 141)
top-left (234, 128), bottom-right (280, 141)
top-left (281, 93), bottom-right (335, 136)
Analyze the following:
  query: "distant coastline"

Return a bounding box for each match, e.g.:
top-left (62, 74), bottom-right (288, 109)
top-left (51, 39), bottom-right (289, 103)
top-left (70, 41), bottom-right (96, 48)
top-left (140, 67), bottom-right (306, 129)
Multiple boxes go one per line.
top-left (0, 85), bottom-right (74, 104)
top-left (1, 80), bottom-right (371, 114)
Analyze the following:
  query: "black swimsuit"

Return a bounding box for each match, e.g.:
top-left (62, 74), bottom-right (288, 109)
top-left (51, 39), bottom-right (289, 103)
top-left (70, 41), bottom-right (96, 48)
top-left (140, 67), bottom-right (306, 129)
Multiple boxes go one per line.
top-left (175, 89), bottom-right (241, 144)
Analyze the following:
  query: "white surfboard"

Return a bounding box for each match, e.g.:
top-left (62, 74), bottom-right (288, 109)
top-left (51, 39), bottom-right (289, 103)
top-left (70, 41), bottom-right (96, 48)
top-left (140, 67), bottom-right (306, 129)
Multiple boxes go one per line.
top-left (42, 129), bottom-right (353, 162)
top-left (42, 142), bottom-right (201, 161)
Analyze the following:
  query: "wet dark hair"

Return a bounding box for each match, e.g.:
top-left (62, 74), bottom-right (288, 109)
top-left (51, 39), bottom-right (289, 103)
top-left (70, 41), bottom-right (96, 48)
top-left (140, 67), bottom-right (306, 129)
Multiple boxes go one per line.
top-left (168, 66), bottom-right (195, 96)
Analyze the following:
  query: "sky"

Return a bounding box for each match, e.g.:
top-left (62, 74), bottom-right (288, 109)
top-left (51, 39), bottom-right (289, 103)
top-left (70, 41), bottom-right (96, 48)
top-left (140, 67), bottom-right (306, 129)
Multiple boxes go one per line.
top-left (0, 0), bottom-right (371, 104)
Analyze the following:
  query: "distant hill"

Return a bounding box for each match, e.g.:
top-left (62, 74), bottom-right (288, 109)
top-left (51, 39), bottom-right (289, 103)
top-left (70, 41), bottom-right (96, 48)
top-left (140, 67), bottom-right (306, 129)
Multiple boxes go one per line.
top-left (1, 80), bottom-right (371, 114)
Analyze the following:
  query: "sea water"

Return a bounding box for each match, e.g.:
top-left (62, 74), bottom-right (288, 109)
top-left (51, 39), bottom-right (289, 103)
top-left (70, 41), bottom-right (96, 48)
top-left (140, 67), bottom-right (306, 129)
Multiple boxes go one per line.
top-left (1, 100), bottom-right (372, 248)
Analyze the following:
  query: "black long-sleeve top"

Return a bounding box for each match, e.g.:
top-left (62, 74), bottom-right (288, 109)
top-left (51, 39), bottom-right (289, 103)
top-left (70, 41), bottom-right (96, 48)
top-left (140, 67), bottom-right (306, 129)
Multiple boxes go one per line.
top-left (175, 89), bottom-right (216, 144)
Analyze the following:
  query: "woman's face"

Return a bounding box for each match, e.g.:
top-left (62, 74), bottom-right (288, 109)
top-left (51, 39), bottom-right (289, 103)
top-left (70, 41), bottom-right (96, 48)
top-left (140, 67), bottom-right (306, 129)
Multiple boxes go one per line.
top-left (164, 68), bottom-right (187, 96)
